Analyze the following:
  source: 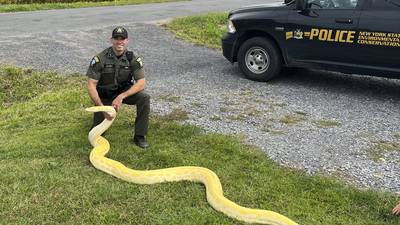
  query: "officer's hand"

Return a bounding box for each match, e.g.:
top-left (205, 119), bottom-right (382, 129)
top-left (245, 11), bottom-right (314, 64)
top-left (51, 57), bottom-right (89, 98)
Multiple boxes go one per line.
top-left (393, 203), bottom-right (400, 215)
top-left (112, 96), bottom-right (124, 112)
top-left (103, 112), bottom-right (114, 121)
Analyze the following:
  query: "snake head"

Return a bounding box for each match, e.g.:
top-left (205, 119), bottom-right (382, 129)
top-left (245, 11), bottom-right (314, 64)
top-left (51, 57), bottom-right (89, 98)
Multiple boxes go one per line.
top-left (85, 106), bottom-right (117, 117)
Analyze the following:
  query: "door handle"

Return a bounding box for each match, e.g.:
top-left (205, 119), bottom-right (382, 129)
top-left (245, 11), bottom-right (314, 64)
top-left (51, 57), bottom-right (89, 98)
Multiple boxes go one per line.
top-left (335, 18), bottom-right (353, 24)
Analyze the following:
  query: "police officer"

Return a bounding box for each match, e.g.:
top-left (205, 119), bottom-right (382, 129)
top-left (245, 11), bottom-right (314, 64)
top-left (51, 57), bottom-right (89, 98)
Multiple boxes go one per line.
top-left (86, 26), bottom-right (150, 149)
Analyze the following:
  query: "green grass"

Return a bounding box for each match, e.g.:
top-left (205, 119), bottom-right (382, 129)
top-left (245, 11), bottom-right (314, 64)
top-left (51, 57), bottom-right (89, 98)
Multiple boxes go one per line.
top-left (262, 126), bottom-right (285, 135)
top-left (294, 111), bottom-right (308, 116)
top-left (210, 115), bottom-right (222, 121)
top-left (166, 12), bottom-right (228, 49)
top-left (157, 108), bottom-right (189, 121)
top-left (313, 119), bottom-right (341, 128)
top-left (368, 140), bottom-right (400, 162)
top-left (279, 113), bottom-right (308, 125)
top-left (0, 65), bottom-right (399, 224)
top-left (155, 94), bottom-right (180, 103)
top-left (0, 0), bottom-right (183, 13)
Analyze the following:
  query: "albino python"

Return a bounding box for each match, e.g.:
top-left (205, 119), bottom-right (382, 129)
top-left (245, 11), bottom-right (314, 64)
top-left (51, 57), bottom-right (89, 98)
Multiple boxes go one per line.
top-left (86, 106), bottom-right (298, 225)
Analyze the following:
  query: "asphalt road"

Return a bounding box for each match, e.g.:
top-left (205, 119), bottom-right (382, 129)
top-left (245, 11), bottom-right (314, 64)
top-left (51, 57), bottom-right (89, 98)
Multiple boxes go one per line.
top-left (0, 0), bottom-right (273, 36)
top-left (1, 1), bottom-right (399, 193)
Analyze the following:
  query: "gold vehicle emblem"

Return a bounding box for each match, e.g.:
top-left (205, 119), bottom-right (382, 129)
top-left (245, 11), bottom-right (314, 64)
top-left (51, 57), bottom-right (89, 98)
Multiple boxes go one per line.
top-left (294, 29), bottom-right (303, 39)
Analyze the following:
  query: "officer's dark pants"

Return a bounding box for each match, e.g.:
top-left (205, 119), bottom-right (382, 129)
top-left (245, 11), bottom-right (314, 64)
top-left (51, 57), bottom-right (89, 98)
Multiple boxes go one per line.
top-left (92, 91), bottom-right (150, 137)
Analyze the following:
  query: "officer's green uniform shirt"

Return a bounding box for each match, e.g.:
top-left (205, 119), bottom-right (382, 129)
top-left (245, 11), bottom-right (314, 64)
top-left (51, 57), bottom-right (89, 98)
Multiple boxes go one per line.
top-left (86, 47), bottom-right (144, 90)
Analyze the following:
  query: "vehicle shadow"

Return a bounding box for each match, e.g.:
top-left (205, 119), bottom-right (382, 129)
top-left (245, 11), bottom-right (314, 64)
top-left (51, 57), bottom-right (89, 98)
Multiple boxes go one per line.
top-left (273, 67), bottom-right (400, 102)
top-left (221, 64), bottom-right (400, 101)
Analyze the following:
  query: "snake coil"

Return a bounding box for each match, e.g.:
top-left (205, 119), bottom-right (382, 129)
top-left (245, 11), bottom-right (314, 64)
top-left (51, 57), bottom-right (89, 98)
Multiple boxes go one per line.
top-left (86, 106), bottom-right (298, 225)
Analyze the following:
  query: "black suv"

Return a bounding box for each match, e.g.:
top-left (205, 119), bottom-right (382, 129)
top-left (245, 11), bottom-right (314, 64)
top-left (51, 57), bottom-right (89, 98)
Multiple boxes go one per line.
top-left (222, 0), bottom-right (400, 81)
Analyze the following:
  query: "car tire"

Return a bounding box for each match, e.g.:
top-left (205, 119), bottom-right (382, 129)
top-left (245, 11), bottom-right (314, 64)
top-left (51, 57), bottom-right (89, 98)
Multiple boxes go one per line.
top-left (237, 37), bottom-right (282, 82)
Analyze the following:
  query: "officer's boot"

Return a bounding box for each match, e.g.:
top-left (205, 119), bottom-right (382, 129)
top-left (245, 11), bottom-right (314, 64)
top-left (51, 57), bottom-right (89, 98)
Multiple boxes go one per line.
top-left (133, 135), bottom-right (149, 149)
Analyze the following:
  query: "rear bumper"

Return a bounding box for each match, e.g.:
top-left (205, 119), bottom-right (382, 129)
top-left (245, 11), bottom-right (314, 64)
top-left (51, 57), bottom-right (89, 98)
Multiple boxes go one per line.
top-left (221, 33), bottom-right (237, 63)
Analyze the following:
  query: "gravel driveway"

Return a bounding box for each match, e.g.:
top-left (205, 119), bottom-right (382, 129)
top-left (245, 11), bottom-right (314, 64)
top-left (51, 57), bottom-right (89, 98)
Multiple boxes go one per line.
top-left (1, 22), bottom-right (399, 194)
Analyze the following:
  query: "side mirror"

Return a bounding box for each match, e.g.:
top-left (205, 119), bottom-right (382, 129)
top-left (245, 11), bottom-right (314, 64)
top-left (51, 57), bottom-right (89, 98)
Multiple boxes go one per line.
top-left (296, 0), bottom-right (308, 11)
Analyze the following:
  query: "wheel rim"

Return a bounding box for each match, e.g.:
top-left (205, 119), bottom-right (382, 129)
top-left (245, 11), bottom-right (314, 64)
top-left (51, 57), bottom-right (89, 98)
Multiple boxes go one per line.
top-left (245, 47), bottom-right (270, 74)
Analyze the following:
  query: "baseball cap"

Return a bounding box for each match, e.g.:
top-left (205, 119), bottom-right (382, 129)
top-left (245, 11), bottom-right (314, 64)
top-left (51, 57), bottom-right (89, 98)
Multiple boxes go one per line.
top-left (112, 26), bottom-right (128, 39)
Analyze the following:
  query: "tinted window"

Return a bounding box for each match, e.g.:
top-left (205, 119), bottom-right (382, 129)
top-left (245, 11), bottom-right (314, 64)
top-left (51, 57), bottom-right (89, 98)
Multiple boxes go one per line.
top-left (309, 0), bottom-right (358, 9)
top-left (371, 0), bottom-right (400, 9)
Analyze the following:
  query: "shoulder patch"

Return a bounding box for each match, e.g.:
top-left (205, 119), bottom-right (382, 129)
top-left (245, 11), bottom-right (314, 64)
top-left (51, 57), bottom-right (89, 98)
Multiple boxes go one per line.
top-left (90, 56), bottom-right (100, 67)
top-left (136, 57), bottom-right (143, 67)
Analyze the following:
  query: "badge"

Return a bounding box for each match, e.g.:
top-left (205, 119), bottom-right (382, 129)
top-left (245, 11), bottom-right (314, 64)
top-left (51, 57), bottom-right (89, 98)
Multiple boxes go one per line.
top-left (136, 57), bottom-right (143, 67)
top-left (90, 56), bottom-right (99, 66)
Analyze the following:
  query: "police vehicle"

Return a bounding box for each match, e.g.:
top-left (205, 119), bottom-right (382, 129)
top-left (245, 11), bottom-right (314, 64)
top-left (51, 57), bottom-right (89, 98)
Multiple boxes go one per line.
top-left (222, 0), bottom-right (400, 81)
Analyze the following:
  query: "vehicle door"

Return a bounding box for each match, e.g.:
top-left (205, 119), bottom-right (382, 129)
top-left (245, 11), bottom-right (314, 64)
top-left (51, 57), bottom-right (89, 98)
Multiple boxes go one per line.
top-left (355, 0), bottom-right (400, 72)
top-left (284, 0), bottom-right (363, 64)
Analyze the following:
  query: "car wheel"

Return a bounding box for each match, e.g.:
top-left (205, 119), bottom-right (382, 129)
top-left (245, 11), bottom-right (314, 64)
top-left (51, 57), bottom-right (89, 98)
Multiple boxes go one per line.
top-left (237, 37), bottom-right (282, 82)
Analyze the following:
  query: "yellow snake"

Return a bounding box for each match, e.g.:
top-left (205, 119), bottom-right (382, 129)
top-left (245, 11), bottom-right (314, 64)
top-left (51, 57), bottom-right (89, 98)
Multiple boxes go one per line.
top-left (86, 106), bottom-right (298, 225)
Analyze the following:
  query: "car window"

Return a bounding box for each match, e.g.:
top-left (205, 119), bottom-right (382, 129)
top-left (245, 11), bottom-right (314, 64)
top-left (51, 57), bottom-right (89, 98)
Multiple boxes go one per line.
top-left (308, 0), bottom-right (359, 9)
top-left (371, 0), bottom-right (400, 9)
